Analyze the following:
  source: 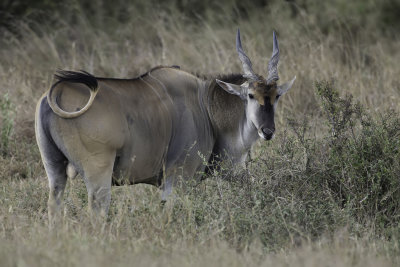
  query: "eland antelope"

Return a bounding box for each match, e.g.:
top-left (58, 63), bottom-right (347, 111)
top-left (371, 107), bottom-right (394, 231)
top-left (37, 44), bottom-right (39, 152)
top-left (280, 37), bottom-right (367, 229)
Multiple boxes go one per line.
top-left (35, 30), bottom-right (295, 218)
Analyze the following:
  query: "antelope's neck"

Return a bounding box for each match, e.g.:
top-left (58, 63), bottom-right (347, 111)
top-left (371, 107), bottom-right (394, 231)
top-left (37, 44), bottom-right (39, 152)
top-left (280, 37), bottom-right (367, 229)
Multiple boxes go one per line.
top-left (205, 80), bottom-right (258, 161)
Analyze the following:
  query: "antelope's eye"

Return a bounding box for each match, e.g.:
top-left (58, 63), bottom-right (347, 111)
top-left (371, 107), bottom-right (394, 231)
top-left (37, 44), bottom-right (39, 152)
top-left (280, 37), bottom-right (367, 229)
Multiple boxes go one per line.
top-left (276, 95), bottom-right (280, 100)
top-left (248, 94), bottom-right (254, 99)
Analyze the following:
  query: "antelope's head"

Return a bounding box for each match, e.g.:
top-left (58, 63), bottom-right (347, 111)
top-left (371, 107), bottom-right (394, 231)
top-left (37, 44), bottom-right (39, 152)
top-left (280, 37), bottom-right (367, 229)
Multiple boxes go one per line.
top-left (217, 29), bottom-right (296, 140)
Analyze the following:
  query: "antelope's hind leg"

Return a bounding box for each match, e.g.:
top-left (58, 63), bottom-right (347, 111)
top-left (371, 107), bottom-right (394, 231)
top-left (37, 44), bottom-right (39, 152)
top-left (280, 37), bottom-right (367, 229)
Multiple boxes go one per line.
top-left (81, 149), bottom-right (116, 218)
top-left (36, 115), bottom-right (68, 224)
top-left (46, 162), bottom-right (68, 223)
top-left (36, 134), bottom-right (68, 225)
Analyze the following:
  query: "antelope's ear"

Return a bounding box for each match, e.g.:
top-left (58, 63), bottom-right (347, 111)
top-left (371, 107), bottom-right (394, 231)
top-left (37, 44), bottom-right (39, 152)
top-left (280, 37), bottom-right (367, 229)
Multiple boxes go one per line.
top-left (277, 76), bottom-right (296, 95)
top-left (216, 79), bottom-right (246, 100)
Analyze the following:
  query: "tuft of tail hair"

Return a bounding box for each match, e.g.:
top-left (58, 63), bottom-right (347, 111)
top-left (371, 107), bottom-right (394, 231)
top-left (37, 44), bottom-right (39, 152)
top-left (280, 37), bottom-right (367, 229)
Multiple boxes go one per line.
top-left (54, 70), bottom-right (98, 91)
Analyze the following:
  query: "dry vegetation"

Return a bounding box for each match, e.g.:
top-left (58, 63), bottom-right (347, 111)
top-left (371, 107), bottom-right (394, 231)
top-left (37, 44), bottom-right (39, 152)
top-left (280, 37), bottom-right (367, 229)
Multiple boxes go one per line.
top-left (0, 0), bottom-right (399, 266)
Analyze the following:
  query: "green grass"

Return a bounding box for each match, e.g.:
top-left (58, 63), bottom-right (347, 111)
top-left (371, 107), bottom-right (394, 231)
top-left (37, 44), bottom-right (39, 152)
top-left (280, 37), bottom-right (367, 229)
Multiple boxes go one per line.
top-left (0, 0), bottom-right (400, 266)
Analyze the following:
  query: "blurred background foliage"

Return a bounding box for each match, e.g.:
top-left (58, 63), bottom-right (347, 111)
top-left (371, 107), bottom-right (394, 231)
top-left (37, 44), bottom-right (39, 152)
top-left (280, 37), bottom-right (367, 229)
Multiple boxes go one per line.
top-left (1, 0), bottom-right (400, 37)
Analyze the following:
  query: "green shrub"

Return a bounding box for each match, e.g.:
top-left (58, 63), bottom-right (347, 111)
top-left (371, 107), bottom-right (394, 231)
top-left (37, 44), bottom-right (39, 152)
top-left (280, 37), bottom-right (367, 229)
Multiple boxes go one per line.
top-left (316, 80), bottom-right (400, 228)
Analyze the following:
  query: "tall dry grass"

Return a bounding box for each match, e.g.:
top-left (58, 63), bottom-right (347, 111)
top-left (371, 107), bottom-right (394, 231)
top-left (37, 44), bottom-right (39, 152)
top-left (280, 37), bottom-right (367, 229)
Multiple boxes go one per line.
top-left (0, 0), bottom-right (399, 266)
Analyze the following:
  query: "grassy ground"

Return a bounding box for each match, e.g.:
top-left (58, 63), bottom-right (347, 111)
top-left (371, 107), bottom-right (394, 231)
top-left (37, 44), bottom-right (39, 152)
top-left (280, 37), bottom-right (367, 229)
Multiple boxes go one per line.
top-left (0, 0), bottom-right (399, 266)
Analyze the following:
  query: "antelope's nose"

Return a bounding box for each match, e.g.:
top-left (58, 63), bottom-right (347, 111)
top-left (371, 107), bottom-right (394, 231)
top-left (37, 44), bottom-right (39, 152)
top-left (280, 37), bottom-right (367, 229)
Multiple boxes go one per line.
top-left (261, 127), bottom-right (274, 140)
